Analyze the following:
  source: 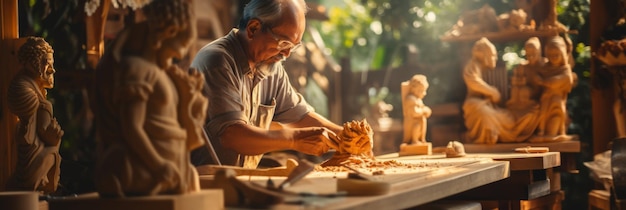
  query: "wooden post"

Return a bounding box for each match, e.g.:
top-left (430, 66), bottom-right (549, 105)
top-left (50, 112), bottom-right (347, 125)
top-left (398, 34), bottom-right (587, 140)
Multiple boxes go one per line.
top-left (85, 0), bottom-right (109, 69)
top-left (590, 0), bottom-right (617, 155)
top-left (0, 0), bottom-right (19, 191)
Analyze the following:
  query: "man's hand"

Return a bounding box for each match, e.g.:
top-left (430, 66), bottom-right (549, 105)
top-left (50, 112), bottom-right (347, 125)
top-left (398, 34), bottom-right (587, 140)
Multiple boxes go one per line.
top-left (292, 127), bottom-right (338, 156)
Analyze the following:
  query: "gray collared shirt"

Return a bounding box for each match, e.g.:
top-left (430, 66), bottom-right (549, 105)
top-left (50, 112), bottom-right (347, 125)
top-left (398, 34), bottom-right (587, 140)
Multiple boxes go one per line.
top-left (191, 29), bottom-right (312, 167)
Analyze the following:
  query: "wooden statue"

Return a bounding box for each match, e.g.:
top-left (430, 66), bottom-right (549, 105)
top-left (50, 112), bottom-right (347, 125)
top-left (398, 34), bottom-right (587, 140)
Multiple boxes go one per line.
top-left (531, 36), bottom-right (575, 142)
top-left (507, 37), bottom-right (543, 116)
top-left (497, 9), bottom-right (534, 32)
top-left (6, 37), bottom-right (63, 194)
top-left (399, 74), bottom-right (432, 156)
top-left (462, 38), bottom-right (512, 144)
top-left (321, 119), bottom-right (375, 167)
top-left (92, 0), bottom-right (207, 197)
top-left (463, 38), bottom-right (541, 144)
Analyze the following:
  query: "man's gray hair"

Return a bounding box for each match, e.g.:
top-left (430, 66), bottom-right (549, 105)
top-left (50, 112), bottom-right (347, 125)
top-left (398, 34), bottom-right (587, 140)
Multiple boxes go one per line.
top-left (237, 0), bottom-right (308, 29)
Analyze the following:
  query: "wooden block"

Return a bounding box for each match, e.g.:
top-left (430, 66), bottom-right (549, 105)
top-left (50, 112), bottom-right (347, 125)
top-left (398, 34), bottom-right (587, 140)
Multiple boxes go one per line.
top-left (518, 190), bottom-right (564, 210)
top-left (588, 190), bottom-right (610, 210)
top-left (0, 191), bottom-right (39, 210)
top-left (39, 201), bottom-right (48, 210)
top-left (399, 143), bottom-right (432, 156)
top-left (463, 140), bottom-right (580, 153)
top-left (464, 152), bottom-right (560, 171)
top-left (196, 158), bottom-right (297, 176)
top-left (48, 190), bottom-right (223, 210)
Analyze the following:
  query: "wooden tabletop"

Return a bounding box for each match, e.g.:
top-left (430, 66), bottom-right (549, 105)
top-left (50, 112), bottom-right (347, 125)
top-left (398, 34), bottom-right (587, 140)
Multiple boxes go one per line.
top-left (201, 156), bottom-right (510, 210)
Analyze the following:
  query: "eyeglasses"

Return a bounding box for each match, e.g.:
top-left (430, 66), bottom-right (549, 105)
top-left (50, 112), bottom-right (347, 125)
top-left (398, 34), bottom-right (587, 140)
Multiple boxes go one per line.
top-left (262, 22), bottom-right (302, 52)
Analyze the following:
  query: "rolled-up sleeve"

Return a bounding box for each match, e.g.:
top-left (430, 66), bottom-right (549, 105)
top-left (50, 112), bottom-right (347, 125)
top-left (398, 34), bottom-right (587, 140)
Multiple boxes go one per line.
top-left (266, 65), bottom-right (314, 123)
top-left (191, 47), bottom-right (248, 137)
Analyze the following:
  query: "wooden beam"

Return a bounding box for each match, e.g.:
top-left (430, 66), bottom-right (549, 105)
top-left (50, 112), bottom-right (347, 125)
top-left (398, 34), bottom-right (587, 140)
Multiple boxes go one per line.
top-left (0, 0), bottom-right (19, 191)
top-left (590, 0), bottom-right (617, 155)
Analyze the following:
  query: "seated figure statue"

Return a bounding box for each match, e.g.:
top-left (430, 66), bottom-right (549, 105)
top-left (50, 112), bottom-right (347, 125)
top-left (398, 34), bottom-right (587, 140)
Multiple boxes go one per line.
top-left (463, 38), bottom-right (539, 144)
top-left (6, 37), bottom-right (63, 194)
top-left (532, 36), bottom-right (575, 142)
top-left (92, 0), bottom-right (208, 197)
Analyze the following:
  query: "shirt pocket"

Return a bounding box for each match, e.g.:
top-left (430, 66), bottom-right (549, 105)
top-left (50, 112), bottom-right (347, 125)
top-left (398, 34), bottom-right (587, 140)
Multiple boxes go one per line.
top-left (256, 98), bottom-right (276, 130)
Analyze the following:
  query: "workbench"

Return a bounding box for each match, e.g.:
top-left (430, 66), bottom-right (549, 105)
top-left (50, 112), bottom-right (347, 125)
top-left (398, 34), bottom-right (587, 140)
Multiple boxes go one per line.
top-left (200, 155), bottom-right (510, 209)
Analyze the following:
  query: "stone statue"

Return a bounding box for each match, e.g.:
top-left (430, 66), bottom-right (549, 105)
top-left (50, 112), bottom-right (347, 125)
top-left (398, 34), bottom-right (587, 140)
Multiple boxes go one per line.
top-left (462, 38), bottom-right (539, 144)
top-left (399, 74), bottom-right (432, 155)
top-left (532, 36), bottom-right (575, 142)
top-left (92, 0), bottom-right (207, 197)
top-left (401, 74), bottom-right (431, 145)
top-left (6, 37), bottom-right (63, 194)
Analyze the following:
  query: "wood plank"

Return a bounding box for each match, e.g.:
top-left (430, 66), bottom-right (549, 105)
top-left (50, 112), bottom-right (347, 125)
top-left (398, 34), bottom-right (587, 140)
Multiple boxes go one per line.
top-left (48, 190), bottom-right (224, 210)
top-left (462, 140), bottom-right (580, 153)
top-left (464, 153), bottom-right (560, 171)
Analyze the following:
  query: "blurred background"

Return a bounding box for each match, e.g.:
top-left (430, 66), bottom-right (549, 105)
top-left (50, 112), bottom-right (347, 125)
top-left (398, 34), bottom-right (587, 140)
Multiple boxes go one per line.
top-left (5, 0), bottom-right (594, 208)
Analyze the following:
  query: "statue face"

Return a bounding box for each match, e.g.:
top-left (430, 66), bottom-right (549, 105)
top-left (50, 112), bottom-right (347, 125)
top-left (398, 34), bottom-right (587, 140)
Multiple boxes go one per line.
top-left (412, 85), bottom-right (427, 98)
top-left (483, 48), bottom-right (497, 69)
top-left (525, 46), bottom-right (541, 65)
top-left (158, 23), bottom-right (197, 69)
top-left (545, 45), bottom-right (564, 67)
top-left (39, 53), bottom-right (55, 89)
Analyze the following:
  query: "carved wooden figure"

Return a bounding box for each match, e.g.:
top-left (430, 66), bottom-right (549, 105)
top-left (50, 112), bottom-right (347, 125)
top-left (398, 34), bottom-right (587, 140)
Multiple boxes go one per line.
top-left (92, 0), bottom-right (207, 197)
top-left (462, 38), bottom-right (512, 144)
top-left (532, 36), bottom-right (575, 142)
top-left (399, 74), bottom-right (432, 156)
top-left (507, 37), bottom-right (543, 116)
top-left (6, 37), bottom-right (63, 194)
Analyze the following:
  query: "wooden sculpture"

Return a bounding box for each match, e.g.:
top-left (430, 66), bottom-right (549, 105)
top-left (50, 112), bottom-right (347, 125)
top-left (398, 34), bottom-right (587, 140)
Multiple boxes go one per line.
top-left (462, 38), bottom-right (513, 144)
top-left (399, 74), bottom-right (432, 156)
top-left (531, 36), bottom-right (575, 142)
top-left (463, 38), bottom-right (541, 144)
top-left (6, 37), bottom-right (63, 194)
top-left (321, 119), bottom-right (375, 167)
top-left (507, 37), bottom-right (543, 116)
top-left (92, 0), bottom-right (208, 197)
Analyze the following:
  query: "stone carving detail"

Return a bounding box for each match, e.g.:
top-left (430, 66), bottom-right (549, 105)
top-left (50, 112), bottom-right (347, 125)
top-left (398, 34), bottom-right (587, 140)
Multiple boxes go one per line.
top-left (7, 37), bottom-right (63, 194)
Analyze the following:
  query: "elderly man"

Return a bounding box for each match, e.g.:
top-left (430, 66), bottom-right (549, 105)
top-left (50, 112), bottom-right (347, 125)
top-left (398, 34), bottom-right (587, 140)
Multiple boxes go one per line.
top-left (191, 0), bottom-right (342, 168)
